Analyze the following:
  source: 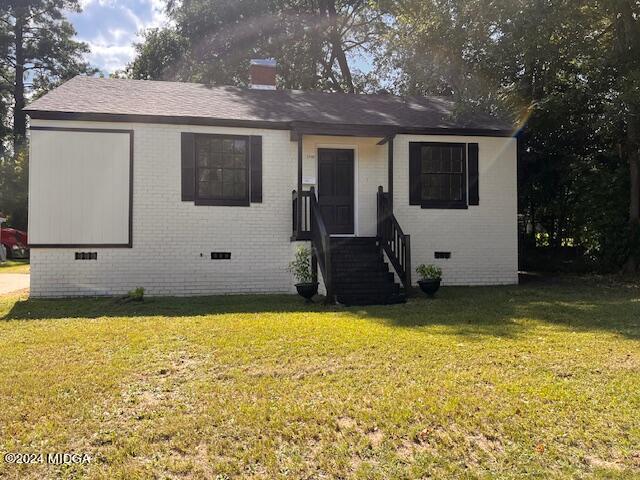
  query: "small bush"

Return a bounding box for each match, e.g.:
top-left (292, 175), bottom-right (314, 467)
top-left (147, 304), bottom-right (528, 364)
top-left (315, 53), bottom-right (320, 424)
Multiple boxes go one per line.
top-left (289, 246), bottom-right (313, 284)
top-left (127, 287), bottom-right (145, 302)
top-left (416, 264), bottom-right (442, 281)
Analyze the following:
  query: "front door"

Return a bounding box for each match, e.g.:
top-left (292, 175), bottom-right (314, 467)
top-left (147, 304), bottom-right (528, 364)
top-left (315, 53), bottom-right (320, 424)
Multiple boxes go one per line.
top-left (317, 148), bottom-right (355, 235)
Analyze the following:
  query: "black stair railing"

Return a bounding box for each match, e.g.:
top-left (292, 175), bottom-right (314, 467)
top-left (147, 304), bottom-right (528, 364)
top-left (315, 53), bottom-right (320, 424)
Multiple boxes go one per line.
top-left (308, 187), bottom-right (334, 303)
top-left (291, 189), bottom-right (312, 240)
top-left (377, 186), bottom-right (412, 292)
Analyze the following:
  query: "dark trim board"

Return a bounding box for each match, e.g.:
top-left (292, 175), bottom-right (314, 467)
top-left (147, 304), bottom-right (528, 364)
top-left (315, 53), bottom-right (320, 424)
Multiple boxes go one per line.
top-left (28, 126), bottom-right (134, 249)
top-left (29, 126), bottom-right (134, 134)
top-left (27, 110), bottom-right (515, 138)
top-left (28, 243), bottom-right (133, 248)
top-left (27, 110), bottom-right (292, 131)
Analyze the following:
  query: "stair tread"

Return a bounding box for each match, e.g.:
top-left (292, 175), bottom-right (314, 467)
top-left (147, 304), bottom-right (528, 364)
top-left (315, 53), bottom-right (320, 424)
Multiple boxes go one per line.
top-left (328, 237), bottom-right (402, 306)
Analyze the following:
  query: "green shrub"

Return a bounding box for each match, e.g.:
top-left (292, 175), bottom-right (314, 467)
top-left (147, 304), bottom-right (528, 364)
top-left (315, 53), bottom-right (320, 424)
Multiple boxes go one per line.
top-left (127, 287), bottom-right (145, 302)
top-left (416, 264), bottom-right (442, 281)
top-left (289, 246), bottom-right (313, 284)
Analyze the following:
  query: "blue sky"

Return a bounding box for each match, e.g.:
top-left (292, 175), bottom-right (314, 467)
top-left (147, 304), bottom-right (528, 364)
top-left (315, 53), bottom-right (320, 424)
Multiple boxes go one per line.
top-left (69, 0), bottom-right (170, 74)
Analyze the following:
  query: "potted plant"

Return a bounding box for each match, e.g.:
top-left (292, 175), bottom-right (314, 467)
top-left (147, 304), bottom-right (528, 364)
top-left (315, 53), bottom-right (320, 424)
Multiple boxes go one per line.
top-left (416, 264), bottom-right (442, 297)
top-left (289, 246), bottom-right (318, 302)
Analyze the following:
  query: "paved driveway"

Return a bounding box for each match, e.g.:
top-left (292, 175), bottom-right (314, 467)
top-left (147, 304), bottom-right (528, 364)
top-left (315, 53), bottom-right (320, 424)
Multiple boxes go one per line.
top-left (0, 274), bottom-right (30, 295)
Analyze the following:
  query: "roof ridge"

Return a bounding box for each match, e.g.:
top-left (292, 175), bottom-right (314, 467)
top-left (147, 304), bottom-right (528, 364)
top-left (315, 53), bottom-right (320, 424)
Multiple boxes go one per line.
top-left (68, 74), bottom-right (453, 103)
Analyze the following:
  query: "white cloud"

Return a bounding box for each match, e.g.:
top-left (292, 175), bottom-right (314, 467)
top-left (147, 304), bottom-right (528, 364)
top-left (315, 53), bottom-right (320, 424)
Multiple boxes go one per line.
top-left (71, 0), bottom-right (172, 74)
top-left (88, 44), bottom-right (137, 73)
top-left (78, 0), bottom-right (118, 8)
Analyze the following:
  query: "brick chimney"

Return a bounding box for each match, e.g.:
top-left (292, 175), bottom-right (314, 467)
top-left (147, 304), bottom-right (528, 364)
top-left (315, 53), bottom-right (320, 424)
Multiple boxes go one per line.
top-left (250, 59), bottom-right (277, 90)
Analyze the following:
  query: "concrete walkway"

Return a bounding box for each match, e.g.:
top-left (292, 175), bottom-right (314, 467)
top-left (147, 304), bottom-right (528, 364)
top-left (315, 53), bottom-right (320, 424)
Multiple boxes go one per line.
top-left (0, 274), bottom-right (30, 295)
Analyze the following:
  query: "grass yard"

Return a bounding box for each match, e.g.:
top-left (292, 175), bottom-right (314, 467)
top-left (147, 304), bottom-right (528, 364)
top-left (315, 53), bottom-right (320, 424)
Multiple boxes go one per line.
top-left (0, 279), bottom-right (639, 479)
top-left (0, 259), bottom-right (29, 274)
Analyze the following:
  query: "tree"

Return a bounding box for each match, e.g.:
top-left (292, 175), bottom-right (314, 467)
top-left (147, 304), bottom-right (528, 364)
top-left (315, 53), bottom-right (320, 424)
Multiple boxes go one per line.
top-left (128, 0), bottom-right (386, 92)
top-left (381, 0), bottom-right (640, 272)
top-left (0, 0), bottom-right (94, 229)
top-left (127, 28), bottom-right (190, 81)
top-left (1, 0), bottom-right (94, 150)
top-left (603, 0), bottom-right (640, 272)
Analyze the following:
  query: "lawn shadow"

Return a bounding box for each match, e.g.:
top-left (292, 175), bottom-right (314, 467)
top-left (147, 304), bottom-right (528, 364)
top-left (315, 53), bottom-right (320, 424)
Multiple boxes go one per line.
top-left (3, 278), bottom-right (639, 340)
top-left (342, 278), bottom-right (640, 340)
top-left (2, 293), bottom-right (324, 321)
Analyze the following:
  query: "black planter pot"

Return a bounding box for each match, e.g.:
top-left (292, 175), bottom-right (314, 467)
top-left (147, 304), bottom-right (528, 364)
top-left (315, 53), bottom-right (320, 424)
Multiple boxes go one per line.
top-left (418, 279), bottom-right (441, 297)
top-left (296, 282), bottom-right (318, 303)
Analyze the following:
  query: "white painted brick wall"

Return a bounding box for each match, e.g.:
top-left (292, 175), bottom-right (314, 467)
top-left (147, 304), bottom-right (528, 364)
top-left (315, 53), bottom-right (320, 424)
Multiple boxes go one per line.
top-left (29, 121), bottom-right (518, 297)
top-left (394, 135), bottom-right (519, 286)
top-left (30, 120), bottom-right (301, 297)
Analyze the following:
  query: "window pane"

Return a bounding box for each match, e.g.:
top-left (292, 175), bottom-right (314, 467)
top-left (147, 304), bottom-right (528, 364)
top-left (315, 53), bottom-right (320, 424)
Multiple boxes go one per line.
top-left (222, 139), bottom-right (234, 153)
top-left (198, 168), bottom-right (211, 183)
top-left (442, 147), bottom-right (451, 172)
top-left (224, 153), bottom-right (245, 168)
top-left (222, 169), bottom-right (246, 199)
top-left (233, 139), bottom-right (246, 154)
top-left (419, 144), bottom-right (465, 203)
top-left (235, 170), bottom-right (247, 198)
top-left (233, 154), bottom-right (246, 168)
top-left (451, 174), bottom-right (463, 201)
top-left (210, 138), bottom-right (222, 152)
top-left (210, 149), bottom-right (222, 167)
top-left (451, 147), bottom-right (462, 173)
top-left (421, 147), bottom-right (432, 173)
top-left (195, 135), bottom-right (249, 203)
top-left (423, 174), bottom-right (444, 200)
top-left (196, 142), bottom-right (210, 167)
top-left (198, 168), bottom-right (223, 198)
top-left (211, 168), bottom-right (223, 197)
top-left (431, 147), bottom-right (441, 173)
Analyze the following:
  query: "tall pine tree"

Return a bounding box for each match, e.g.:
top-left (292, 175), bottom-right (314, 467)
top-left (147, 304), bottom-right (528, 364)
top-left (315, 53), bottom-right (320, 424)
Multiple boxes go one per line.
top-left (0, 0), bottom-right (94, 229)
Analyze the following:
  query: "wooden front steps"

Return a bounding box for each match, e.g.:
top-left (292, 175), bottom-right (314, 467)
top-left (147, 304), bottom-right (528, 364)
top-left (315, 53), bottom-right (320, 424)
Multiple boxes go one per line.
top-left (330, 237), bottom-right (406, 306)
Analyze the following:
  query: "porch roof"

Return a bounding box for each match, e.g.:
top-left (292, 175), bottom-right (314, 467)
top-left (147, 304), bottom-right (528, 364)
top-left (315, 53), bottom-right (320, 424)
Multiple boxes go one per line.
top-left (26, 76), bottom-right (514, 137)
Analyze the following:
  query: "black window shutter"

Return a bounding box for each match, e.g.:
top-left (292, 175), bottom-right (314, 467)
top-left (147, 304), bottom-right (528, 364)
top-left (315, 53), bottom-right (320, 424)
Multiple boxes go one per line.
top-left (250, 136), bottom-right (262, 203)
top-left (468, 143), bottom-right (479, 205)
top-left (181, 133), bottom-right (195, 201)
top-left (409, 143), bottom-right (422, 205)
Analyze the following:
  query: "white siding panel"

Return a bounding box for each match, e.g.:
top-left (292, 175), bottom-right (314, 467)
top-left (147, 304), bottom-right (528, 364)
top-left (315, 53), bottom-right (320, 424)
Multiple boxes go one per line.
top-left (29, 129), bottom-right (130, 245)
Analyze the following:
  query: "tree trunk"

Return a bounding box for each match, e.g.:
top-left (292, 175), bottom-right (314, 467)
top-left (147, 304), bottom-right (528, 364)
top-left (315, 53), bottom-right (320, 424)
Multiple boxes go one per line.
top-left (617, 0), bottom-right (640, 274)
top-left (622, 111), bottom-right (640, 274)
top-left (320, 0), bottom-right (355, 93)
top-left (13, 12), bottom-right (26, 153)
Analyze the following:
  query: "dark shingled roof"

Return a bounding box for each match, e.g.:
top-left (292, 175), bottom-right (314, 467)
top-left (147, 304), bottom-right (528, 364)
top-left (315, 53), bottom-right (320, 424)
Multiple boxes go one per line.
top-left (25, 76), bottom-right (513, 135)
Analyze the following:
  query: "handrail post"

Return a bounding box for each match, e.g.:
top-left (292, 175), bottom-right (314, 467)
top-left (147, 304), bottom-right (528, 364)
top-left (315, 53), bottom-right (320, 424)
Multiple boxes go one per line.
top-left (405, 234), bottom-right (412, 295)
top-left (296, 136), bottom-right (303, 238)
top-left (292, 190), bottom-right (297, 237)
top-left (311, 248), bottom-right (318, 284)
top-left (309, 186), bottom-right (315, 239)
top-left (377, 186), bottom-right (383, 239)
top-left (324, 246), bottom-right (333, 304)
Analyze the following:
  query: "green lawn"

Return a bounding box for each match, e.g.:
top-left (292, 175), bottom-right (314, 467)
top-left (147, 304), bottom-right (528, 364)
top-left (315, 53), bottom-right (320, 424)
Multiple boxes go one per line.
top-left (0, 259), bottom-right (29, 274)
top-left (0, 279), bottom-right (639, 479)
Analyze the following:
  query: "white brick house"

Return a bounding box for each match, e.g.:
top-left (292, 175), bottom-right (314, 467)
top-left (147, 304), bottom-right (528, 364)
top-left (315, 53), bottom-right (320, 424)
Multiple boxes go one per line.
top-left (25, 67), bottom-right (518, 303)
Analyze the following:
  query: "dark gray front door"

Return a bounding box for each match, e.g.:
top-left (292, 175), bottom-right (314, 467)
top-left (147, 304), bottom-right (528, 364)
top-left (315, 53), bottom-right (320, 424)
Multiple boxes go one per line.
top-left (317, 148), bottom-right (355, 235)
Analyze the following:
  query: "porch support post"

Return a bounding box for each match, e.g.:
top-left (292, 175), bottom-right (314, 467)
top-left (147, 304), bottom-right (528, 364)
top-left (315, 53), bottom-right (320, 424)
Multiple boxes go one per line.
top-left (297, 134), bottom-right (303, 236)
top-left (388, 137), bottom-right (394, 212)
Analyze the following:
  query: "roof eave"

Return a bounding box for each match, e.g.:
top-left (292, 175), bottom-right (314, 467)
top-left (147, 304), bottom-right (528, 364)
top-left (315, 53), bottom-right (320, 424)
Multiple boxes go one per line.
top-left (26, 110), bottom-right (515, 138)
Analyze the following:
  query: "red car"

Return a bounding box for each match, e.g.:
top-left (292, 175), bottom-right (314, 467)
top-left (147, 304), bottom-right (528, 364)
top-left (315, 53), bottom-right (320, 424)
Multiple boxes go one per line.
top-left (1, 227), bottom-right (29, 259)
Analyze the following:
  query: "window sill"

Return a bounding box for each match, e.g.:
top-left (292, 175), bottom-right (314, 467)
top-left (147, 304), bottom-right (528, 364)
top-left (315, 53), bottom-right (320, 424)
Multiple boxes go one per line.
top-left (420, 201), bottom-right (468, 210)
top-left (194, 199), bottom-right (250, 207)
